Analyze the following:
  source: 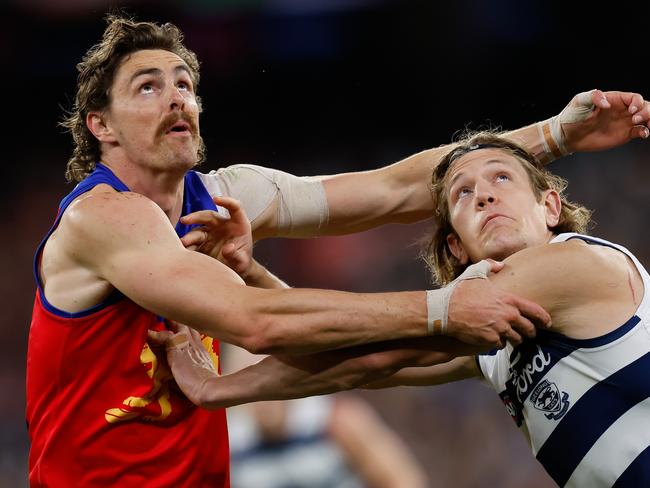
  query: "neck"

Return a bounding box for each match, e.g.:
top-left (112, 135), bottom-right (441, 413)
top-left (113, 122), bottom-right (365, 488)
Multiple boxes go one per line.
top-left (101, 157), bottom-right (186, 223)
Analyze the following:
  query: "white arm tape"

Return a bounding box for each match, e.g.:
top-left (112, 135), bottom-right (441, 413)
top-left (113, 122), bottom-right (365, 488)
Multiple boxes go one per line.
top-left (197, 164), bottom-right (329, 237)
top-left (536, 90), bottom-right (596, 161)
top-left (426, 260), bottom-right (492, 335)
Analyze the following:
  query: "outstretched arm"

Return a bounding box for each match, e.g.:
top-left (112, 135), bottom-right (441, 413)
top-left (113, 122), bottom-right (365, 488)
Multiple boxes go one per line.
top-left (194, 89), bottom-right (648, 239)
top-left (363, 355), bottom-right (481, 389)
top-left (63, 190), bottom-right (548, 355)
top-left (148, 323), bottom-right (484, 409)
top-left (316, 90), bottom-right (650, 235)
top-left (359, 235), bottom-right (646, 390)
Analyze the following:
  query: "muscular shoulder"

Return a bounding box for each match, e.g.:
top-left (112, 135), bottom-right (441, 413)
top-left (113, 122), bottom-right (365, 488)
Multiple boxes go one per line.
top-left (66, 186), bottom-right (167, 230)
top-left (491, 238), bottom-right (642, 337)
top-left (59, 186), bottom-right (179, 265)
top-left (499, 239), bottom-right (630, 291)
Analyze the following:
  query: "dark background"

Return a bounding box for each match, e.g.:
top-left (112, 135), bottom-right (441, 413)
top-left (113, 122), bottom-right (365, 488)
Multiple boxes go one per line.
top-left (3, 1), bottom-right (650, 486)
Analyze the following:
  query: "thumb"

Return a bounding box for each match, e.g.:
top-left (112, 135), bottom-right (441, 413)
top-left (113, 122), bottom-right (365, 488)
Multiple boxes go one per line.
top-left (485, 258), bottom-right (505, 273)
top-left (148, 329), bottom-right (174, 346)
top-left (589, 89), bottom-right (610, 109)
top-left (221, 241), bottom-right (237, 257)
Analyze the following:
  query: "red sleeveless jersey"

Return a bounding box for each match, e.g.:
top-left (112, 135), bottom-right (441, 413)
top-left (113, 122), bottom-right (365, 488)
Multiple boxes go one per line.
top-left (27, 164), bottom-right (230, 487)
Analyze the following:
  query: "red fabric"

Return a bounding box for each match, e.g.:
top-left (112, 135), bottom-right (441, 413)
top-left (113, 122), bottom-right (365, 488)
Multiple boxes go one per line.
top-left (27, 292), bottom-right (230, 487)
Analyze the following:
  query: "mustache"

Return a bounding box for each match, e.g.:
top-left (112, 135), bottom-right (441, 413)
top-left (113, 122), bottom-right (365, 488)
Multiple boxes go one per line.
top-left (156, 112), bottom-right (199, 138)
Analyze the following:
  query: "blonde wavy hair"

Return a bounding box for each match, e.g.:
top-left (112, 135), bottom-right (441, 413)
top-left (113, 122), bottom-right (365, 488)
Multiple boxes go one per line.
top-left (424, 131), bottom-right (592, 285)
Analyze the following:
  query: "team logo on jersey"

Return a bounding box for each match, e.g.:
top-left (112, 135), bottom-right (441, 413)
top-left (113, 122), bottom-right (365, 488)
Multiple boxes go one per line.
top-left (104, 335), bottom-right (220, 424)
top-left (529, 379), bottom-right (570, 420)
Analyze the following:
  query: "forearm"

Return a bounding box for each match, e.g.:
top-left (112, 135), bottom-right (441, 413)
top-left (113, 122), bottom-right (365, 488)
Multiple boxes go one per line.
top-left (363, 355), bottom-right (480, 389)
top-left (321, 124), bottom-right (550, 234)
top-left (121, 249), bottom-right (429, 355)
top-left (197, 337), bottom-right (465, 409)
top-left (237, 287), bottom-right (428, 354)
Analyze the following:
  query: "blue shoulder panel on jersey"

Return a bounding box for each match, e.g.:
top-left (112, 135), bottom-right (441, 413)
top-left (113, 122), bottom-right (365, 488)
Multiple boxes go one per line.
top-left (174, 170), bottom-right (220, 238)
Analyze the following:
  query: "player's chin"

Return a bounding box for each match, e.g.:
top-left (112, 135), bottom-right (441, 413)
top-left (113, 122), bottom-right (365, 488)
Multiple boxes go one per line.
top-left (483, 236), bottom-right (526, 261)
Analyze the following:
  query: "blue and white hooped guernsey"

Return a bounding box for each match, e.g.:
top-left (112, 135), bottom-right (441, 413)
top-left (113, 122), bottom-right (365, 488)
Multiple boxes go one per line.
top-left (478, 233), bottom-right (650, 488)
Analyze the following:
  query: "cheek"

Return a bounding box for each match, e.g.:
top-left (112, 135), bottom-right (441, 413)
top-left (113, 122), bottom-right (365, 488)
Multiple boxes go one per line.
top-left (450, 203), bottom-right (475, 234)
top-left (184, 96), bottom-right (200, 112)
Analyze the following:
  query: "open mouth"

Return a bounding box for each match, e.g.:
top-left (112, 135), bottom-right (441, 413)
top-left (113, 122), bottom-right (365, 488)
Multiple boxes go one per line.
top-left (167, 122), bottom-right (190, 134)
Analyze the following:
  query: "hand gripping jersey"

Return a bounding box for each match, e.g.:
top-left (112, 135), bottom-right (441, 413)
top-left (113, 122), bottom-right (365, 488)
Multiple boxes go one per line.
top-left (478, 233), bottom-right (650, 488)
top-left (27, 164), bottom-right (230, 487)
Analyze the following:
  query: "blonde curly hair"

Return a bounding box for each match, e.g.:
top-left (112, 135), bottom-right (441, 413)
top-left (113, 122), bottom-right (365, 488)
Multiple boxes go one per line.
top-left (424, 131), bottom-right (592, 285)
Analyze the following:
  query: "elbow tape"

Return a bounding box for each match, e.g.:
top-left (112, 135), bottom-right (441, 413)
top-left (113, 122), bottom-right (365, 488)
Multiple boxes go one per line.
top-left (426, 260), bottom-right (492, 335)
top-left (203, 164), bottom-right (329, 237)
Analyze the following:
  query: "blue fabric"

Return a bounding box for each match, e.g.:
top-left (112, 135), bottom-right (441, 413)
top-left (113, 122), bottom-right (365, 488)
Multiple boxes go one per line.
top-left (34, 163), bottom-right (219, 317)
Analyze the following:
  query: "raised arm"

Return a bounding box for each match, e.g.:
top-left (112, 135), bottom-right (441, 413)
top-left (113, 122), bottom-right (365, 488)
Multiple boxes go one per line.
top-left (195, 90), bottom-right (648, 239)
top-left (315, 90), bottom-right (650, 234)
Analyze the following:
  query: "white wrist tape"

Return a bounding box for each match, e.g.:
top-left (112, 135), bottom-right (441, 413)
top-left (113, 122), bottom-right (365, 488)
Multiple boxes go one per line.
top-left (536, 90), bottom-right (596, 162)
top-left (199, 164), bottom-right (329, 237)
top-left (426, 260), bottom-right (492, 335)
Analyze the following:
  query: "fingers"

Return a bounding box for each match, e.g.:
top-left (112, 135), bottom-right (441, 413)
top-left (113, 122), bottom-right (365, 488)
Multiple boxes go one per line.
top-left (625, 92), bottom-right (644, 115)
top-left (213, 196), bottom-right (249, 220)
top-left (501, 327), bottom-right (523, 347)
top-left (180, 228), bottom-right (208, 249)
top-left (180, 209), bottom-right (228, 227)
top-left (507, 312), bottom-right (536, 341)
top-left (508, 295), bottom-right (552, 329)
top-left (632, 101), bottom-right (650, 128)
top-left (631, 125), bottom-right (650, 140)
top-left (147, 329), bottom-right (174, 346)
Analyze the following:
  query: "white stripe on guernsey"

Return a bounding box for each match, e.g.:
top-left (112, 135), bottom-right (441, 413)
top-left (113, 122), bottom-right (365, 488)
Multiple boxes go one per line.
top-left (564, 397), bottom-right (650, 488)
top-left (526, 326), bottom-right (650, 455)
top-left (478, 344), bottom-right (513, 390)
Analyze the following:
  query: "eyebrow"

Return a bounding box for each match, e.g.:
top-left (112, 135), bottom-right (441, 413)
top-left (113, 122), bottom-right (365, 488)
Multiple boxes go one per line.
top-left (447, 158), bottom-right (514, 189)
top-left (128, 64), bottom-right (192, 85)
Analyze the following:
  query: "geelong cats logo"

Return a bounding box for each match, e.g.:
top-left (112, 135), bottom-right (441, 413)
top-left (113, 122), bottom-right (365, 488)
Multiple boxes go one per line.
top-left (529, 379), bottom-right (570, 420)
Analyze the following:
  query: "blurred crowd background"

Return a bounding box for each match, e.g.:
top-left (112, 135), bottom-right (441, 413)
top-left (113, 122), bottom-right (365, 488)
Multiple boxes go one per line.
top-left (3, 0), bottom-right (650, 486)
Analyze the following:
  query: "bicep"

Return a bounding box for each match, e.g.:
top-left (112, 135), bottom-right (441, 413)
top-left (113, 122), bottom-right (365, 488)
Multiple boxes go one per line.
top-left (106, 242), bottom-right (245, 322)
top-left (65, 193), bottom-right (252, 338)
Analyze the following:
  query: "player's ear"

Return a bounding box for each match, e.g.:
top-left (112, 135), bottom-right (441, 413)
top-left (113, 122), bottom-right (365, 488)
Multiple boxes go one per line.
top-left (543, 189), bottom-right (562, 228)
top-left (446, 233), bottom-right (469, 265)
top-left (87, 111), bottom-right (117, 143)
